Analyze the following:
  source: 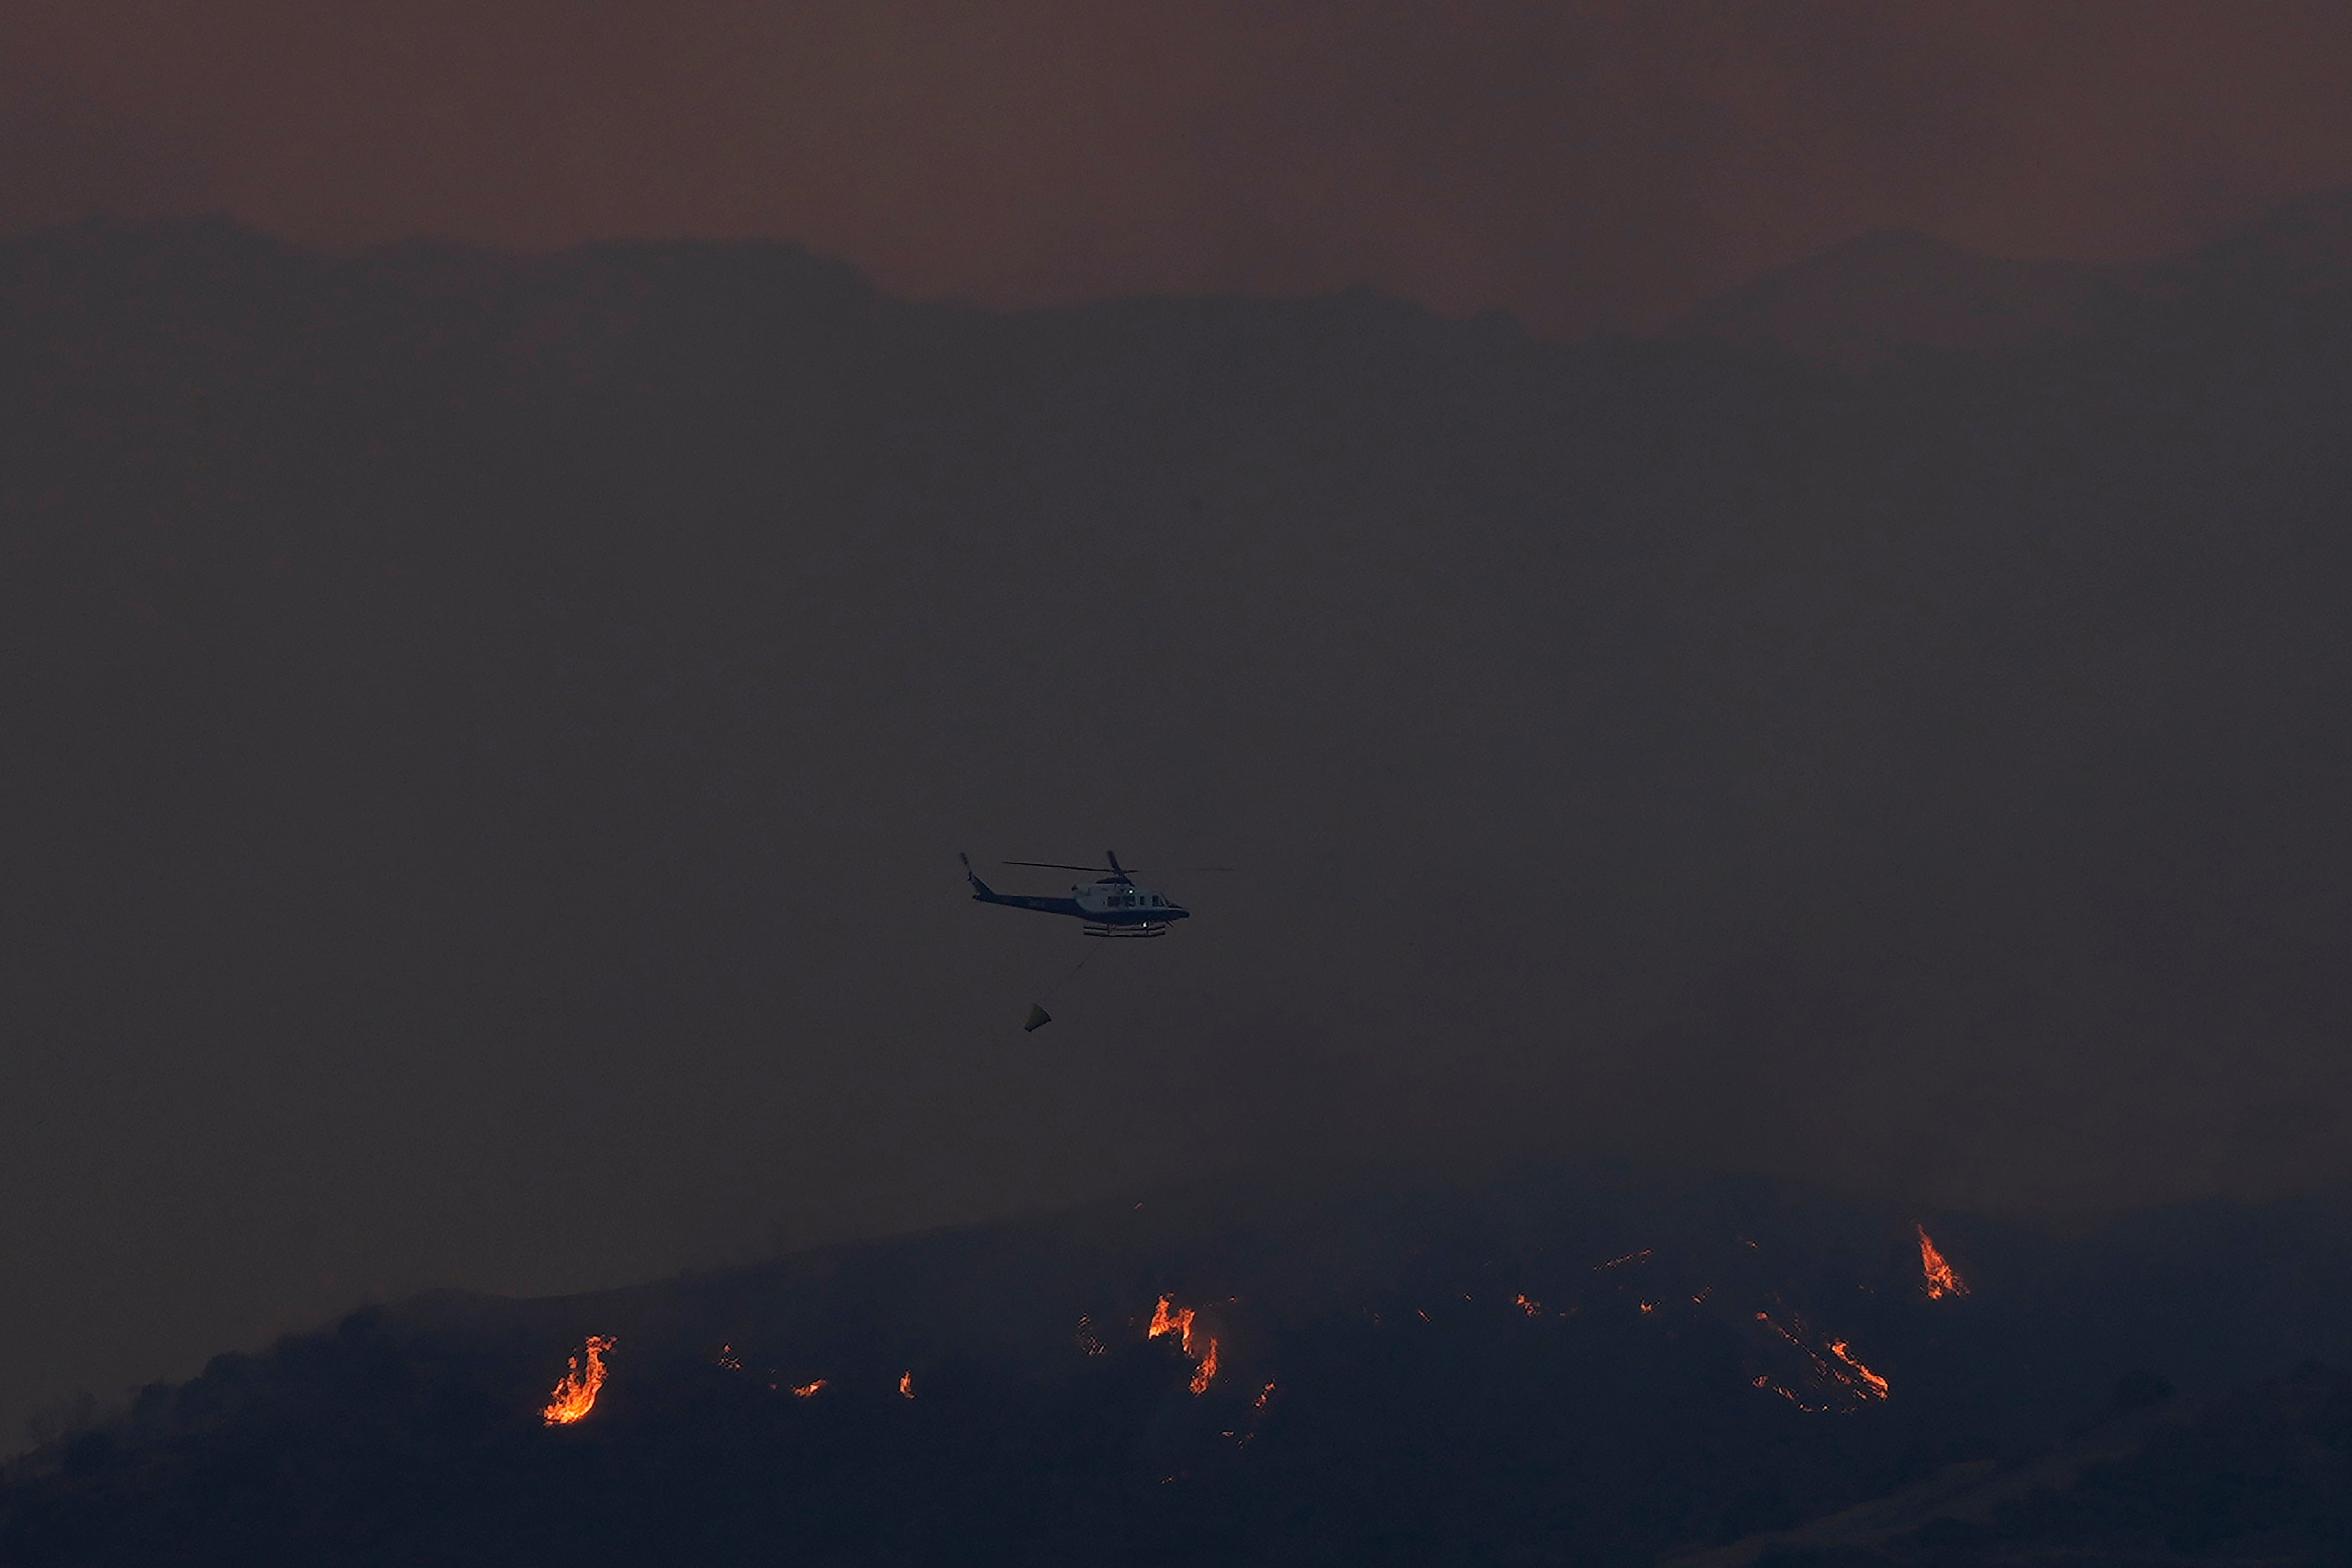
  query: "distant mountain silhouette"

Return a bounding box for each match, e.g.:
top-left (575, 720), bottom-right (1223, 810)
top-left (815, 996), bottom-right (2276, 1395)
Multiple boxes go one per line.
top-left (1673, 188), bottom-right (2352, 366)
top-left (1673, 229), bottom-right (2143, 366)
top-left (8, 1175), bottom-right (2352, 1565)
top-left (2175, 188), bottom-right (2352, 300)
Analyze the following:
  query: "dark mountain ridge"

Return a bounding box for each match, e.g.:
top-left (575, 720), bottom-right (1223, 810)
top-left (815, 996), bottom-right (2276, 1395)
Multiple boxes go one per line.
top-left (1672, 188), bottom-right (2352, 366)
top-left (10, 1173), bottom-right (2352, 1565)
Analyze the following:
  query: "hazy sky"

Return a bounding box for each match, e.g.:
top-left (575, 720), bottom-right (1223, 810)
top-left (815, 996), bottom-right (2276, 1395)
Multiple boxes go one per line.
top-left (7, 1), bottom-right (2352, 333)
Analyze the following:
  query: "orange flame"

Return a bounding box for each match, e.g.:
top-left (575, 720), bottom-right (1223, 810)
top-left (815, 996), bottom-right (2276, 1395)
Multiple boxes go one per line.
top-left (1918, 1226), bottom-right (1969, 1299)
top-left (899, 1371), bottom-right (915, 1398)
top-left (1828, 1340), bottom-right (1891, 1399)
top-left (1190, 1338), bottom-right (1220, 1395)
top-left (1149, 1294), bottom-right (1221, 1394)
top-left (1513, 1293), bottom-right (1542, 1316)
top-left (1148, 1295), bottom-right (1199, 1354)
top-left (1753, 1308), bottom-right (1893, 1408)
top-left (541, 1336), bottom-right (614, 1425)
top-left (792, 1379), bottom-right (827, 1398)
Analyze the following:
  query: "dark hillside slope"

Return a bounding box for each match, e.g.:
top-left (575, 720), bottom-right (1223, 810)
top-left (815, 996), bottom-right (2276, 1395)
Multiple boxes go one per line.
top-left (1708, 1362), bottom-right (2352, 1566)
top-left (8, 1178), bottom-right (2352, 1566)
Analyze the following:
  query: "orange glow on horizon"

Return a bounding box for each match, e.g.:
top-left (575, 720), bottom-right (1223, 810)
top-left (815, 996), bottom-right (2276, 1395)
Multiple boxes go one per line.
top-left (541, 1336), bottom-right (614, 1425)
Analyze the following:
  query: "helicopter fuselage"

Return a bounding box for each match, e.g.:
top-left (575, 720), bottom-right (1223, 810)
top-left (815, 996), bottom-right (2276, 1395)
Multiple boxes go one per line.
top-left (961, 855), bottom-right (1190, 936)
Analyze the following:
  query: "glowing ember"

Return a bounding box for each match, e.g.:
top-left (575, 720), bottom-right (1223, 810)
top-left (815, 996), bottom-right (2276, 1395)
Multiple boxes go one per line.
top-left (715, 1344), bottom-right (742, 1371)
top-left (1918, 1225), bottom-right (1970, 1299)
top-left (1828, 1340), bottom-right (1890, 1399)
top-left (792, 1379), bottom-right (827, 1398)
top-left (899, 1371), bottom-right (915, 1398)
top-left (1230, 1380), bottom-right (1278, 1446)
top-left (1597, 1249), bottom-right (1653, 1270)
top-left (1513, 1293), bottom-right (1542, 1316)
top-left (541, 1336), bottom-right (614, 1426)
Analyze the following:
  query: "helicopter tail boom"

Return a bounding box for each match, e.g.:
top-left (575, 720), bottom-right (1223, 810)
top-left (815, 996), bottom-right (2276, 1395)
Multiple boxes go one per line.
top-left (961, 854), bottom-right (1087, 918)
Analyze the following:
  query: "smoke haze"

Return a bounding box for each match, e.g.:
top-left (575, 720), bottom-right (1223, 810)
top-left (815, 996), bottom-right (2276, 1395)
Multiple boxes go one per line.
top-left (7, 200), bottom-right (2352, 1442)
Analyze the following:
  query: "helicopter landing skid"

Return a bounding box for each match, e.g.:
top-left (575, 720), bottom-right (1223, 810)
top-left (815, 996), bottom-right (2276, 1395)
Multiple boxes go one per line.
top-left (1083, 923), bottom-right (1169, 939)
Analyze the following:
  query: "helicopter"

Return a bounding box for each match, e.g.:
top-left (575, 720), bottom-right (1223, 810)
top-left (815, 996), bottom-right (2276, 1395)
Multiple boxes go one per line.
top-left (960, 851), bottom-right (1191, 938)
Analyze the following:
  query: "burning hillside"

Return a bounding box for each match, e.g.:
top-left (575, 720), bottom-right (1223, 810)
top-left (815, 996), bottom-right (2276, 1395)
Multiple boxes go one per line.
top-left (8, 1177), bottom-right (2352, 1567)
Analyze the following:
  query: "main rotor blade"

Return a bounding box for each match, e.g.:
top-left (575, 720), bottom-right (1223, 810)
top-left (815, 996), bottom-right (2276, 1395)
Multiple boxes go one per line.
top-left (1002, 860), bottom-right (1123, 873)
